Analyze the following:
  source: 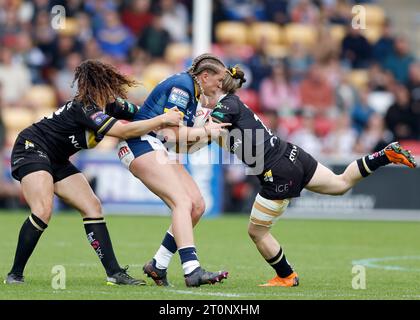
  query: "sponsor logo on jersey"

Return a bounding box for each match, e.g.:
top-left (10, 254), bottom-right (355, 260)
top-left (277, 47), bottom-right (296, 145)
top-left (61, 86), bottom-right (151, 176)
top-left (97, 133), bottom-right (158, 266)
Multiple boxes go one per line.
top-left (168, 87), bottom-right (189, 109)
top-left (25, 140), bottom-right (34, 150)
top-left (214, 102), bottom-right (229, 110)
top-left (118, 145), bottom-right (130, 160)
top-left (90, 111), bottom-right (108, 125)
top-left (275, 180), bottom-right (293, 193)
top-left (289, 145), bottom-right (298, 163)
top-left (212, 111), bottom-right (225, 119)
top-left (264, 169), bottom-right (273, 183)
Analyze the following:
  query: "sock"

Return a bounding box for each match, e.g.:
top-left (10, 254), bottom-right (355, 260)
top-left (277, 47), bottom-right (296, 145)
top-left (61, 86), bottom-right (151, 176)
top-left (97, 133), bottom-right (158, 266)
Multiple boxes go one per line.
top-left (267, 248), bottom-right (294, 278)
top-left (178, 246), bottom-right (200, 275)
top-left (83, 217), bottom-right (121, 276)
top-left (153, 231), bottom-right (177, 270)
top-left (10, 213), bottom-right (48, 276)
top-left (357, 149), bottom-right (391, 177)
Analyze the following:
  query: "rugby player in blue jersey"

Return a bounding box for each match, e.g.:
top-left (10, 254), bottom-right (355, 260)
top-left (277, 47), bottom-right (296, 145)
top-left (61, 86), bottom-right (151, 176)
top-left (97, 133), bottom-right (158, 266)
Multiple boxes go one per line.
top-left (117, 54), bottom-right (230, 287)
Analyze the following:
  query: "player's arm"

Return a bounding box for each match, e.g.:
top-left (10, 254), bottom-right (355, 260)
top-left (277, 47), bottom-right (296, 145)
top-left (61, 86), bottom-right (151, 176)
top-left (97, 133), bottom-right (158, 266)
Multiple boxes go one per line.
top-left (158, 119), bottom-right (230, 144)
top-left (105, 98), bottom-right (139, 120)
top-left (106, 109), bottom-right (182, 140)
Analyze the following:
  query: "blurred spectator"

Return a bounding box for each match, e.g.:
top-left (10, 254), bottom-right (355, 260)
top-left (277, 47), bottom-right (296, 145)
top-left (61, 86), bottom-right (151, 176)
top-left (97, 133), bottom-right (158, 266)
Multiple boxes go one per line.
top-left (407, 63), bottom-right (420, 138)
top-left (32, 10), bottom-right (57, 57)
top-left (52, 51), bottom-right (82, 105)
top-left (121, 0), bottom-right (154, 37)
top-left (259, 62), bottom-right (301, 115)
top-left (288, 111), bottom-right (323, 158)
top-left (290, 0), bottom-right (320, 25)
top-left (372, 19), bottom-right (395, 65)
top-left (159, 0), bottom-right (189, 42)
top-left (354, 112), bottom-right (393, 153)
top-left (341, 26), bottom-right (372, 69)
top-left (96, 9), bottom-right (135, 61)
top-left (313, 25), bottom-right (340, 65)
top-left (0, 47), bottom-right (31, 106)
top-left (0, 83), bottom-right (21, 204)
top-left (246, 38), bottom-right (275, 90)
top-left (0, 7), bottom-right (24, 49)
top-left (299, 64), bottom-right (335, 115)
top-left (263, 0), bottom-right (289, 25)
top-left (351, 88), bottom-right (374, 134)
top-left (50, 34), bottom-right (82, 70)
top-left (14, 32), bottom-right (46, 84)
top-left (382, 36), bottom-right (415, 85)
top-left (323, 112), bottom-right (358, 157)
top-left (285, 42), bottom-right (313, 83)
top-left (75, 12), bottom-right (94, 44)
top-left (326, 0), bottom-right (352, 25)
top-left (138, 13), bottom-right (171, 58)
top-left (221, 0), bottom-right (267, 22)
top-left (385, 84), bottom-right (419, 141)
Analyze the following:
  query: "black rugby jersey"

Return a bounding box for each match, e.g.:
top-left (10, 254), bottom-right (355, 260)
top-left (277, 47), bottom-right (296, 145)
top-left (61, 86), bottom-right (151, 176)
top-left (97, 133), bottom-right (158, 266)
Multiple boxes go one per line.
top-left (210, 93), bottom-right (287, 171)
top-left (19, 99), bottom-right (138, 162)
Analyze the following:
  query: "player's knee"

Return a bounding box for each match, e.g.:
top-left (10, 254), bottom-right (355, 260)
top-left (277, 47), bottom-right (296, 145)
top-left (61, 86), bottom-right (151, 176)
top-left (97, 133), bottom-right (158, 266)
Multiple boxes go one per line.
top-left (173, 195), bottom-right (193, 213)
top-left (249, 194), bottom-right (289, 229)
top-left (191, 196), bottom-right (206, 224)
top-left (330, 175), bottom-right (352, 195)
top-left (32, 199), bottom-right (53, 223)
top-left (82, 196), bottom-right (103, 219)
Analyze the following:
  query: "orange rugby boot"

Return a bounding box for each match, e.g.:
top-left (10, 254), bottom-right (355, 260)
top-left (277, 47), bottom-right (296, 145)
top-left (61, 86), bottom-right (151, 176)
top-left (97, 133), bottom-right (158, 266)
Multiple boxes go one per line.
top-left (258, 272), bottom-right (299, 287)
top-left (384, 142), bottom-right (417, 168)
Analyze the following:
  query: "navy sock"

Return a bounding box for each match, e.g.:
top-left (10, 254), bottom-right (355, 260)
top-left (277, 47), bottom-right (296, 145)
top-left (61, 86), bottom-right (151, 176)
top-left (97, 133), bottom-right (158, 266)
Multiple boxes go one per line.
top-left (357, 149), bottom-right (390, 177)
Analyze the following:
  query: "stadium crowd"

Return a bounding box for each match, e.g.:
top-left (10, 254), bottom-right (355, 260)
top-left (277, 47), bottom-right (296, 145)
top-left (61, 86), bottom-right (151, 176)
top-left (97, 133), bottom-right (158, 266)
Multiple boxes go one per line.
top-left (0, 0), bottom-right (419, 210)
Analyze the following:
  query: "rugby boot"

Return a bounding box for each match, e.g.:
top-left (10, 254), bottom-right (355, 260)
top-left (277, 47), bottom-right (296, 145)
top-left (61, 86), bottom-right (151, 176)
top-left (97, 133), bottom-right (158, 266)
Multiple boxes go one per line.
top-left (143, 259), bottom-right (170, 287)
top-left (384, 142), bottom-right (417, 168)
top-left (184, 267), bottom-right (228, 287)
top-left (258, 272), bottom-right (299, 287)
top-left (106, 266), bottom-right (146, 285)
top-left (4, 273), bottom-right (24, 284)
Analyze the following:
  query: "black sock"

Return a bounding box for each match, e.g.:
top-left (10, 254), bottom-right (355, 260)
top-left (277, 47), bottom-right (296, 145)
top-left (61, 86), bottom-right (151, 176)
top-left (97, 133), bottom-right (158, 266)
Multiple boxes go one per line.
top-left (266, 248), bottom-right (294, 278)
top-left (83, 218), bottom-right (121, 276)
top-left (10, 213), bottom-right (48, 276)
top-left (357, 149), bottom-right (391, 177)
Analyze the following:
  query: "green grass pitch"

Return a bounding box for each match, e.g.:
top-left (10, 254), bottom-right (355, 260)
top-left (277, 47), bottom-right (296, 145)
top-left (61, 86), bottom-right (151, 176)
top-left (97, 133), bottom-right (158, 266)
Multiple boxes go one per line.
top-left (0, 211), bottom-right (419, 300)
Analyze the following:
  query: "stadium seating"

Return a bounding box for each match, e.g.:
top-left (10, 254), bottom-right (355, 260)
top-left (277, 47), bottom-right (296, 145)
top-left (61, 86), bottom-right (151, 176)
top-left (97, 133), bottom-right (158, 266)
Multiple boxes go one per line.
top-left (215, 21), bottom-right (248, 45)
top-left (164, 42), bottom-right (192, 66)
top-left (346, 69), bottom-right (369, 90)
top-left (284, 23), bottom-right (317, 48)
top-left (247, 22), bottom-right (285, 46)
top-left (364, 4), bottom-right (386, 27)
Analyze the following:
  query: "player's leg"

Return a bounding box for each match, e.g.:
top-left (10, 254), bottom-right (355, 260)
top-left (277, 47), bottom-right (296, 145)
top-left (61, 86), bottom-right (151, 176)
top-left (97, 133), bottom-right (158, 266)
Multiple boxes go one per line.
top-left (130, 150), bottom-right (227, 287)
top-left (145, 162), bottom-right (206, 285)
top-left (5, 170), bottom-right (53, 284)
top-left (247, 194), bottom-right (299, 287)
top-left (53, 171), bottom-right (144, 285)
top-left (306, 142), bottom-right (417, 195)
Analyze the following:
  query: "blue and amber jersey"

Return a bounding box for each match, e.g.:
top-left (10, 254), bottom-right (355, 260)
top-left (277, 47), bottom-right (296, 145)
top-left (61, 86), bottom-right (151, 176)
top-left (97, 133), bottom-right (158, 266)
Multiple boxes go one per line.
top-left (133, 72), bottom-right (200, 128)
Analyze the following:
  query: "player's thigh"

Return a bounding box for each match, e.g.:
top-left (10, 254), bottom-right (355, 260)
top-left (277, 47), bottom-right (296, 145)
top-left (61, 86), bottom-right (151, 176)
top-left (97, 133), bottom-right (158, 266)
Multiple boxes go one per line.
top-left (129, 150), bottom-right (191, 209)
top-left (305, 162), bottom-right (347, 194)
top-left (20, 170), bottom-right (55, 221)
top-left (54, 173), bottom-right (102, 218)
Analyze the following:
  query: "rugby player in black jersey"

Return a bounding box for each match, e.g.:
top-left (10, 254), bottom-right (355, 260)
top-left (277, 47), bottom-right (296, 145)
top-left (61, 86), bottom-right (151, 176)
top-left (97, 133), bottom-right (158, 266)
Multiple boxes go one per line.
top-left (4, 60), bottom-right (182, 285)
top-left (147, 65), bottom-right (417, 287)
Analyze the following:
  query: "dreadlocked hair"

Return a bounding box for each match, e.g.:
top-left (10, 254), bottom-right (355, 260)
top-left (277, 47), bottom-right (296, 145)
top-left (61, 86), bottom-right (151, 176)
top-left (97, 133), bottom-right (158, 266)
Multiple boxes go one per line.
top-left (223, 65), bottom-right (247, 94)
top-left (72, 59), bottom-right (138, 108)
top-left (187, 53), bottom-right (226, 98)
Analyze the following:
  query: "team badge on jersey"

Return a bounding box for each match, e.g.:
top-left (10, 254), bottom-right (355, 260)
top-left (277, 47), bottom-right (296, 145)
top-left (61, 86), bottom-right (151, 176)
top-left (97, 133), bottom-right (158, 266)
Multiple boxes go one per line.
top-left (25, 140), bottom-right (34, 150)
top-left (168, 87), bottom-right (189, 109)
top-left (263, 169), bottom-right (273, 183)
top-left (90, 111), bottom-right (108, 125)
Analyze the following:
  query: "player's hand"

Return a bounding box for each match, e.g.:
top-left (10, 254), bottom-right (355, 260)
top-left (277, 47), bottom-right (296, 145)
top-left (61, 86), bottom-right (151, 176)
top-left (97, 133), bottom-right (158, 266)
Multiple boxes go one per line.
top-left (161, 107), bottom-right (183, 127)
top-left (204, 116), bottom-right (231, 138)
